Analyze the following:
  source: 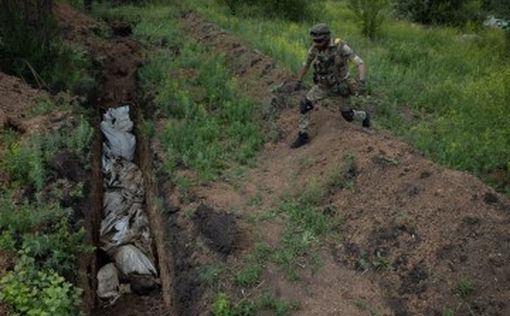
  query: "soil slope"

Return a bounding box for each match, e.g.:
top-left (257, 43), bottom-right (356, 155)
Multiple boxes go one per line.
top-left (173, 13), bottom-right (510, 316)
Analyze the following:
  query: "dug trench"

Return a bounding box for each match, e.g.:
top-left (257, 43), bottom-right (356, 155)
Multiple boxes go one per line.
top-left (52, 4), bottom-right (175, 314)
top-left (58, 3), bottom-right (510, 315)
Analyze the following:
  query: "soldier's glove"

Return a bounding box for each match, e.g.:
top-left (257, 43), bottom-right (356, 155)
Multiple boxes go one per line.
top-left (294, 80), bottom-right (304, 91)
top-left (356, 79), bottom-right (367, 96)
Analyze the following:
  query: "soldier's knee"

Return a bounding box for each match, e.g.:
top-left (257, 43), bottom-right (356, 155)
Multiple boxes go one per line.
top-left (300, 98), bottom-right (314, 114)
top-left (341, 110), bottom-right (354, 122)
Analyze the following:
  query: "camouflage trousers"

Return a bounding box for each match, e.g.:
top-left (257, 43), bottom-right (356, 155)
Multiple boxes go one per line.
top-left (299, 82), bottom-right (367, 134)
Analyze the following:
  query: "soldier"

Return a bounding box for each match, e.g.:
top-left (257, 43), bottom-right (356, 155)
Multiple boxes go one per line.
top-left (290, 23), bottom-right (370, 148)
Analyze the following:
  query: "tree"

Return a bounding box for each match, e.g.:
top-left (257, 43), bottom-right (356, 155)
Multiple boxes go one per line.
top-left (348, 0), bottom-right (391, 39)
top-left (395, 0), bottom-right (483, 26)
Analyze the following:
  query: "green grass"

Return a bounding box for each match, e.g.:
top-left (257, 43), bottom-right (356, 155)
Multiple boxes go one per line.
top-left (188, 0), bottom-right (510, 192)
top-left (96, 5), bottom-right (264, 181)
top-left (212, 291), bottom-right (298, 316)
top-left (0, 97), bottom-right (93, 315)
top-left (457, 277), bottom-right (475, 297)
top-left (1, 115), bottom-right (93, 190)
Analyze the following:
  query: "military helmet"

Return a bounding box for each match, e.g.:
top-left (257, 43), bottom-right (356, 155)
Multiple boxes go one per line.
top-left (310, 23), bottom-right (331, 42)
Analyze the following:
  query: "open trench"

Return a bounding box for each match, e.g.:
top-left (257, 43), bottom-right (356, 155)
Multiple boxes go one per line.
top-left (77, 26), bottom-right (176, 316)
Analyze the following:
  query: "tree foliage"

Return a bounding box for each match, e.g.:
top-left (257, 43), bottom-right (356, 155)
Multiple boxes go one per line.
top-left (0, 0), bottom-right (55, 83)
top-left (395, 0), bottom-right (483, 26)
top-left (348, 0), bottom-right (391, 39)
top-left (217, 0), bottom-right (313, 21)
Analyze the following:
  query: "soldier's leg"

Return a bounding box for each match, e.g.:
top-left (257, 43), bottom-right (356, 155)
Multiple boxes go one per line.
top-left (340, 98), bottom-right (370, 127)
top-left (291, 85), bottom-right (326, 148)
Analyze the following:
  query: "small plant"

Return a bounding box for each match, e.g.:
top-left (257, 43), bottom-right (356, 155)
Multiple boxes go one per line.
top-left (234, 242), bottom-right (272, 286)
top-left (0, 249), bottom-right (82, 315)
top-left (212, 293), bottom-right (233, 316)
top-left (234, 263), bottom-right (264, 286)
top-left (199, 264), bottom-right (226, 287)
top-left (442, 308), bottom-right (455, 316)
top-left (31, 97), bottom-right (55, 116)
top-left (457, 278), bottom-right (475, 297)
top-left (258, 292), bottom-right (299, 316)
top-left (326, 153), bottom-right (358, 193)
top-left (348, 0), bottom-right (391, 39)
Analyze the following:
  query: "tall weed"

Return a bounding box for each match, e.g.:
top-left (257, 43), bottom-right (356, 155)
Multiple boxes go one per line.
top-left (189, 0), bottom-right (510, 188)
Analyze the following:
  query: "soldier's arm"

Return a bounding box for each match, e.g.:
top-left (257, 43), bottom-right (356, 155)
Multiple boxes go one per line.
top-left (341, 43), bottom-right (366, 81)
top-left (297, 46), bottom-right (316, 82)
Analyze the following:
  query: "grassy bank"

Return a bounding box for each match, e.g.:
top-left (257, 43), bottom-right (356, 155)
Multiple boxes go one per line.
top-left (95, 5), bottom-right (264, 181)
top-left (0, 97), bottom-right (93, 315)
top-left (188, 0), bottom-right (510, 192)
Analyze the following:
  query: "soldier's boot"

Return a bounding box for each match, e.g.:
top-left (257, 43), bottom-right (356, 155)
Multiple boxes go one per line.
top-left (290, 132), bottom-right (309, 149)
top-left (362, 112), bottom-right (370, 128)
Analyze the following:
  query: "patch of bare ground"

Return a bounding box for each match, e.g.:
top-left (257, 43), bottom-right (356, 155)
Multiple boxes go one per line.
top-left (165, 12), bottom-right (510, 315)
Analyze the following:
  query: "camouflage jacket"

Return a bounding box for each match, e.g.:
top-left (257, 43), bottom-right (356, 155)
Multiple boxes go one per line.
top-left (304, 38), bottom-right (364, 86)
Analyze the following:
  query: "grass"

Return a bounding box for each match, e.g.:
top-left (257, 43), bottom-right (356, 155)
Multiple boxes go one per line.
top-left (457, 277), bottom-right (475, 297)
top-left (96, 5), bottom-right (264, 181)
top-left (188, 0), bottom-right (510, 193)
top-left (1, 115), bottom-right (93, 191)
top-left (0, 96), bottom-right (93, 315)
top-left (212, 291), bottom-right (298, 316)
top-left (326, 153), bottom-right (358, 192)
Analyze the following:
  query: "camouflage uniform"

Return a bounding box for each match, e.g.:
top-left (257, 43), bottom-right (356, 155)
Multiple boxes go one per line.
top-left (298, 38), bottom-right (367, 134)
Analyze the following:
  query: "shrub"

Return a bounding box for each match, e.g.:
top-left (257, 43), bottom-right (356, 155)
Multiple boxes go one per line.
top-left (217, 0), bottom-right (313, 21)
top-left (395, 0), bottom-right (483, 26)
top-left (348, 0), bottom-right (391, 39)
top-left (0, 250), bottom-right (82, 316)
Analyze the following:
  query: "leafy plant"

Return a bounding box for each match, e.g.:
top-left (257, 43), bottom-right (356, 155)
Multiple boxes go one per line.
top-left (457, 278), bottom-right (475, 297)
top-left (348, 0), bottom-right (390, 39)
top-left (0, 249), bottom-right (82, 316)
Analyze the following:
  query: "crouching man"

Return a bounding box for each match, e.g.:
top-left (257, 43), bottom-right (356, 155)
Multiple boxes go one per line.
top-left (291, 23), bottom-right (370, 149)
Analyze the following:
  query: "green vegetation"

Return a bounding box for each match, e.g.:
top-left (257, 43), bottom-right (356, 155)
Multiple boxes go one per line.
top-left (96, 5), bottom-right (264, 181)
top-left (234, 243), bottom-right (271, 286)
top-left (1, 115), bottom-right (93, 190)
top-left (348, 0), bottom-right (391, 39)
top-left (326, 153), bottom-right (357, 192)
top-left (457, 278), bottom-right (475, 297)
top-left (0, 250), bottom-right (82, 316)
top-left (189, 0), bottom-right (510, 193)
top-left (212, 292), bottom-right (297, 316)
top-left (0, 6), bottom-right (94, 93)
top-left (442, 308), bottom-right (455, 316)
top-left (0, 97), bottom-right (93, 315)
top-left (217, 0), bottom-right (316, 22)
top-left (395, 0), bottom-right (483, 26)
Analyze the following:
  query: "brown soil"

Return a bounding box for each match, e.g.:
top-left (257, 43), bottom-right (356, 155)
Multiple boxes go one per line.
top-left (193, 204), bottom-right (239, 255)
top-left (163, 12), bottom-right (510, 316)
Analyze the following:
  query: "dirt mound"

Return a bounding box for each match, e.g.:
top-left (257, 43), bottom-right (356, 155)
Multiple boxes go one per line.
top-left (180, 13), bottom-right (510, 316)
top-left (194, 204), bottom-right (238, 255)
top-left (0, 72), bottom-right (45, 131)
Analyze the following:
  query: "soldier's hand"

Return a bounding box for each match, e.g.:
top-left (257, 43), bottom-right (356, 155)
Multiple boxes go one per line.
top-left (356, 79), bottom-right (367, 96)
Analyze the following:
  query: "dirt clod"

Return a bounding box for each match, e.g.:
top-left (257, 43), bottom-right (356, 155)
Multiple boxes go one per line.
top-left (193, 204), bottom-right (238, 255)
top-left (49, 150), bottom-right (85, 182)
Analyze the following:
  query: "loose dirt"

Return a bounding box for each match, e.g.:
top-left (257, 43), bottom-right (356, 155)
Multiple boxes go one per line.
top-left (173, 12), bottom-right (510, 316)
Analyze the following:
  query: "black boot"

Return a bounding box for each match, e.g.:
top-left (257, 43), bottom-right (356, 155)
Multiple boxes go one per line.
top-left (362, 112), bottom-right (370, 128)
top-left (290, 132), bottom-right (309, 148)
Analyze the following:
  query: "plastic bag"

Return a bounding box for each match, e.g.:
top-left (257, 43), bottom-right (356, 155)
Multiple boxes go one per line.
top-left (97, 263), bottom-right (120, 303)
top-left (114, 244), bottom-right (157, 276)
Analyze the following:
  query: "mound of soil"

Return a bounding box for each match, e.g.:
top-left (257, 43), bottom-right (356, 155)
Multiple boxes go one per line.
top-left (193, 204), bottom-right (238, 255)
top-left (0, 72), bottom-right (45, 131)
top-left (178, 12), bottom-right (510, 316)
